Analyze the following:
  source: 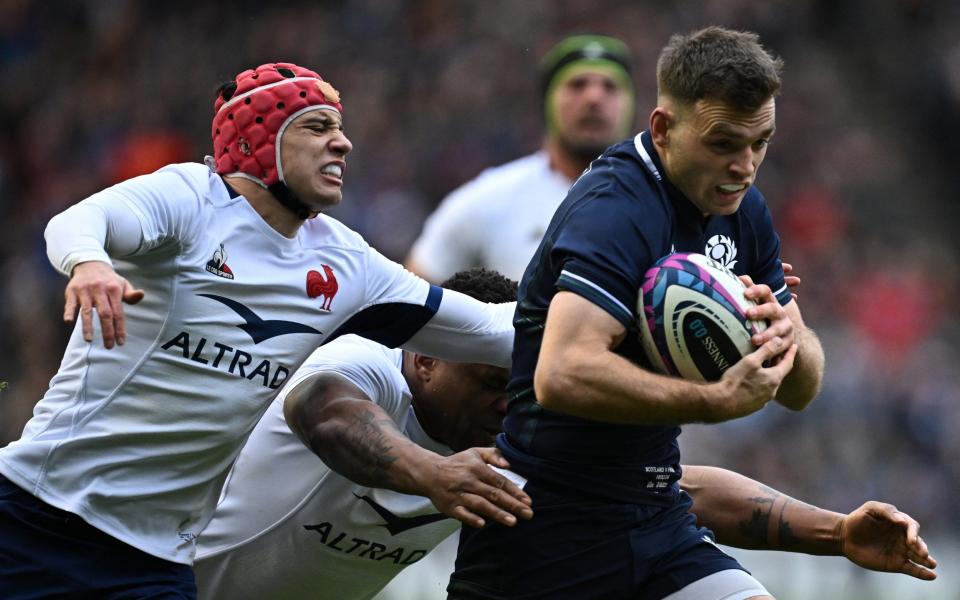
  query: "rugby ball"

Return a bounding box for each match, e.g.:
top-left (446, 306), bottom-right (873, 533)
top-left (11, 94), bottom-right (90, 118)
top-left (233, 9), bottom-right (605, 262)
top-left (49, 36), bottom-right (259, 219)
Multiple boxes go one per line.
top-left (638, 252), bottom-right (766, 382)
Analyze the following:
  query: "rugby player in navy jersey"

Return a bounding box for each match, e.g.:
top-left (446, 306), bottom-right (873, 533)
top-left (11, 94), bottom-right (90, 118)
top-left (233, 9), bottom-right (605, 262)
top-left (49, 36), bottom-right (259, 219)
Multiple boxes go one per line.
top-left (447, 27), bottom-right (908, 600)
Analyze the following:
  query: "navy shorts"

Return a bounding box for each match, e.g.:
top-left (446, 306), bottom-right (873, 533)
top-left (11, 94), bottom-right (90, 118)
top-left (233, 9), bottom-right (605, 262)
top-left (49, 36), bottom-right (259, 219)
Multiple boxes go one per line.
top-left (448, 480), bottom-right (745, 600)
top-left (0, 474), bottom-right (197, 600)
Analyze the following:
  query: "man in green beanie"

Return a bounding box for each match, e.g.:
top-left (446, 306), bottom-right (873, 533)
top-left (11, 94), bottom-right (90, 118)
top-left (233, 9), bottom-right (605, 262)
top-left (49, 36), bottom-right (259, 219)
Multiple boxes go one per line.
top-left (406, 35), bottom-right (635, 282)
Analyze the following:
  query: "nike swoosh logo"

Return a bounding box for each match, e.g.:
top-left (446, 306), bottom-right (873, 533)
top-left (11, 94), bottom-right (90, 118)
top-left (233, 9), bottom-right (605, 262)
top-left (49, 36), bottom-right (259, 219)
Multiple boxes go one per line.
top-left (354, 493), bottom-right (449, 535)
top-left (199, 294), bottom-right (322, 344)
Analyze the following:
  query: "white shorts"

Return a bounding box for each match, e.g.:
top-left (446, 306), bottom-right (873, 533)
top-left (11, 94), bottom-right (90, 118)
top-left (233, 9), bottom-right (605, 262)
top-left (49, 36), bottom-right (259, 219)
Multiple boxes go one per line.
top-left (662, 568), bottom-right (771, 600)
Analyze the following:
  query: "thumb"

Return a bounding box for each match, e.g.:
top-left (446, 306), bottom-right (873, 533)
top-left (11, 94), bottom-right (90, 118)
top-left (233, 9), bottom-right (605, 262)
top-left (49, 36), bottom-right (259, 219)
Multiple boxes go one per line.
top-left (754, 336), bottom-right (785, 363)
top-left (122, 281), bottom-right (145, 305)
top-left (477, 447), bottom-right (510, 468)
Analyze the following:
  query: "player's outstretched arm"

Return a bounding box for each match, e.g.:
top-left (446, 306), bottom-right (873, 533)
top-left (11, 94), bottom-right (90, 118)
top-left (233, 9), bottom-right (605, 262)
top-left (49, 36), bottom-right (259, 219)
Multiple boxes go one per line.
top-left (680, 465), bottom-right (937, 580)
top-left (534, 291), bottom-right (796, 425)
top-left (284, 372), bottom-right (533, 529)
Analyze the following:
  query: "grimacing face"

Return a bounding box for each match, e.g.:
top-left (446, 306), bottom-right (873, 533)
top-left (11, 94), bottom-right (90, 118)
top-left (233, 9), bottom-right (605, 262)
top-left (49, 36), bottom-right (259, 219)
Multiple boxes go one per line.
top-left (551, 71), bottom-right (633, 158)
top-left (278, 109), bottom-right (352, 211)
top-left (421, 361), bottom-right (510, 453)
top-left (653, 96), bottom-right (776, 216)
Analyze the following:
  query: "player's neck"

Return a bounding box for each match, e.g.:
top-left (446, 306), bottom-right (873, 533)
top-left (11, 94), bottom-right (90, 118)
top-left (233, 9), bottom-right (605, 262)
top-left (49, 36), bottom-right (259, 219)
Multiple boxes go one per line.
top-left (227, 177), bottom-right (304, 238)
top-left (545, 137), bottom-right (590, 182)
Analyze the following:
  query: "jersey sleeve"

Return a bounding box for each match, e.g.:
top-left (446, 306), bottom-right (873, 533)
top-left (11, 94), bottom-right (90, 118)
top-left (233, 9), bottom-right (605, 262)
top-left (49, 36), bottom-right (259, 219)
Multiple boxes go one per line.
top-left (407, 183), bottom-right (483, 282)
top-left (325, 245), bottom-right (441, 348)
top-left (279, 335), bottom-right (408, 421)
top-left (551, 191), bottom-right (665, 330)
top-left (746, 191), bottom-right (790, 306)
top-left (44, 165), bottom-right (206, 276)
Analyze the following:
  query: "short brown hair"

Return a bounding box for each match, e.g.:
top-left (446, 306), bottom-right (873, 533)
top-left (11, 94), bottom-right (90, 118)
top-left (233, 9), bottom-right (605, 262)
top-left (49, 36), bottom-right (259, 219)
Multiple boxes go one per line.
top-left (656, 26), bottom-right (783, 112)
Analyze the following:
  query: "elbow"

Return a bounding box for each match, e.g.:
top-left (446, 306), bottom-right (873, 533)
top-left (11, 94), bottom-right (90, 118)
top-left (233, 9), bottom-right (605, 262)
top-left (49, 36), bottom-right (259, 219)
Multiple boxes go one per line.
top-left (533, 356), bottom-right (582, 413)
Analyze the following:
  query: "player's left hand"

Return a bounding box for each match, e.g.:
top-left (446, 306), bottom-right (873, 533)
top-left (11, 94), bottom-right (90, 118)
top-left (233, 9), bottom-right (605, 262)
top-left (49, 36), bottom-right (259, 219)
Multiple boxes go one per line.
top-left (739, 275), bottom-right (794, 348)
top-left (839, 501), bottom-right (937, 580)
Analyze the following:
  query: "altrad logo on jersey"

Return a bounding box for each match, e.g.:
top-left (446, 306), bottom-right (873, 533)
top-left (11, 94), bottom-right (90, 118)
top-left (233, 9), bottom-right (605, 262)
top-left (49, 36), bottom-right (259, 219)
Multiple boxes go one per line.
top-left (307, 265), bottom-right (338, 312)
top-left (354, 493), bottom-right (448, 535)
top-left (198, 294), bottom-right (322, 343)
top-left (302, 521), bottom-right (431, 565)
top-left (205, 244), bottom-right (235, 279)
top-left (159, 295), bottom-right (323, 390)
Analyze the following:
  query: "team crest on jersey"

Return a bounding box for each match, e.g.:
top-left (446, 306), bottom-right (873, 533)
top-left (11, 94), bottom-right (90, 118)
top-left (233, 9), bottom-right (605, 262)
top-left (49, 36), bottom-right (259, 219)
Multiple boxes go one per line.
top-left (307, 265), bottom-right (339, 312)
top-left (205, 244), bottom-right (235, 279)
top-left (704, 235), bottom-right (738, 270)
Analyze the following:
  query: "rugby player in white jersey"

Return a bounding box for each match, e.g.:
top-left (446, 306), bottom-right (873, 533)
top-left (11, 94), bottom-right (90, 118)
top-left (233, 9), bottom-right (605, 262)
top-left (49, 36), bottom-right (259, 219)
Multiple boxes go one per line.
top-left (0, 63), bottom-right (531, 599)
top-left (406, 34), bottom-right (636, 282)
top-left (194, 270), bottom-right (935, 600)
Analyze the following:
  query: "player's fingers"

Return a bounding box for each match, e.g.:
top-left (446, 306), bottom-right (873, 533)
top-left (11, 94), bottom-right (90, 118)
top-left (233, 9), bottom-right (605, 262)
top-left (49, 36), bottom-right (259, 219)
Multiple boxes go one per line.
top-left (749, 336), bottom-right (787, 365)
top-left (784, 275), bottom-right (801, 289)
top-left (738, 274), bottom-right (755, 287)
top-left (449, 505), bottom-right (486, 529)
top-left (93, 290), bottom-right (117, 349)
top-left (460, 494), bottom-right (520, 527)
top-left (743, 283), bottom-right (773, 302)
top-left (64, 289), bottom-right (79, 323)
top-left (899, 559), bottom-right (938, 581)
top-left (480, 485), bottom-right (533, 520)
top-left (770, 343), bottom-right (798, 377)
top-left (108, 285), bottom-right (127, 347)
top-left (77, 292), bottom-right (96, 343)
top-left (473, 468), bottom-right (532, 509)
top-left (123, 282), bottom-right (145, 305)
top-left (782, 261), bottom-right (793, 274)
top-left (476, 446), bottom-right (511, 469)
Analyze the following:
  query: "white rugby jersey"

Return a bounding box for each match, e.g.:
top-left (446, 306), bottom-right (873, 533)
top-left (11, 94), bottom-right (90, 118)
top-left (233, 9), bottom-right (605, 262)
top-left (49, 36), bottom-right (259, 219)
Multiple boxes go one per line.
top-left (0, 163), bottom-right (511, 565)
top-left (194, 335), bottom-right (459, 600)
top-left (409, 151), bottom-right (573, 281)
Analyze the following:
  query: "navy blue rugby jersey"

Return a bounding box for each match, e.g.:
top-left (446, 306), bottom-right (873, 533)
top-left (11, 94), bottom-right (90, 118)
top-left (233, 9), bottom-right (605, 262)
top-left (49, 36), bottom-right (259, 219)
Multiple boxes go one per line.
top-left (499, 131), bottom-right (792, 505)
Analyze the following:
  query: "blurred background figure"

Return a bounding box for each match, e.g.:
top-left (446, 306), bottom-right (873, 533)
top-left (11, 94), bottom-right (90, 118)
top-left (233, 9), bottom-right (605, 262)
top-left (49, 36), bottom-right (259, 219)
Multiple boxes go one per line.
top-left (2, 2), bottom-right (959, 598)
top-left (405, 33), bottom-right (635, 282)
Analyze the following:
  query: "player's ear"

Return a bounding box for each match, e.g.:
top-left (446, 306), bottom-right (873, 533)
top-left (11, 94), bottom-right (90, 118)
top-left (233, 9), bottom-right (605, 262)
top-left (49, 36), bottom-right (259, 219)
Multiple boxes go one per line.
top-left (412, 354), bottom-right (439, 380)
top-left (649, 106), bottom-right (674, 147)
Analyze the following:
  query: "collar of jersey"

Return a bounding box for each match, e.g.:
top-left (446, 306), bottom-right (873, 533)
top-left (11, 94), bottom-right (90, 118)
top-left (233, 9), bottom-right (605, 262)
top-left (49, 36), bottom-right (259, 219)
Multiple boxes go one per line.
top-left (637, 131), bottom-right (706, 224)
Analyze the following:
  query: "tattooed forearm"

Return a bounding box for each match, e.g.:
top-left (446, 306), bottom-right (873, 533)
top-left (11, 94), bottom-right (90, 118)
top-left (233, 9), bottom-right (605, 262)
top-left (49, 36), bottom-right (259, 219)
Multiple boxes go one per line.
top-left (737, 485), bottom-right (781, 546)
top-left (778, 501), bottom-right (800, 549)
top-left (318, 408), bottom-right (402, 487)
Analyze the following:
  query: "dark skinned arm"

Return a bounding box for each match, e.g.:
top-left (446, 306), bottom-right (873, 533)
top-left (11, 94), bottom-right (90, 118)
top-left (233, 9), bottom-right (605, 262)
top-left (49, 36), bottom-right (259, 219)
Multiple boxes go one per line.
top-left (283, 371), bottom-right (532, 528)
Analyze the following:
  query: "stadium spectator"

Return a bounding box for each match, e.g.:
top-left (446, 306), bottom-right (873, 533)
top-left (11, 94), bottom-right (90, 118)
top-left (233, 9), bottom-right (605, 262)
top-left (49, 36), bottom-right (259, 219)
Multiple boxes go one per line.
top-left (448, 27), bottom-right (825, 600)
top-left (0, 63), bottom-right (530, 598)
top-left (405, 34), bottom-right (636, 282)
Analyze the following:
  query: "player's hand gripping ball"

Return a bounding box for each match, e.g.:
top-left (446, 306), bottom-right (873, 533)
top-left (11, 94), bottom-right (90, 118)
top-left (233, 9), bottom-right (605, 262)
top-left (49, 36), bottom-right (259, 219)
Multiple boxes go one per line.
top-left (638, 253), bottom-right (767, 381)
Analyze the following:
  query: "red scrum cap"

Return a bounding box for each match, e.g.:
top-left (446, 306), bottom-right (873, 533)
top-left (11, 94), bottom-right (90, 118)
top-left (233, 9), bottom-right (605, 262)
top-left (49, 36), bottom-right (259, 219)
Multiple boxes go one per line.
top-left (211, 62), bottom-right (343, 187)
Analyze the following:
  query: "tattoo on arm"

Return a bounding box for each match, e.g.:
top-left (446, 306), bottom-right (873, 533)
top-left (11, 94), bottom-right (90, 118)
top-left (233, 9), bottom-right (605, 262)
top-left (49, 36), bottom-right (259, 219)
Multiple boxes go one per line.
top-left (777, 498), bottom-right (800, 549)
top-left (323, 408), bottom-right (400, 487)
top-left (739, 498), bottom-right (774, 545)
top-left (737, 484), bottom-right (782, 546)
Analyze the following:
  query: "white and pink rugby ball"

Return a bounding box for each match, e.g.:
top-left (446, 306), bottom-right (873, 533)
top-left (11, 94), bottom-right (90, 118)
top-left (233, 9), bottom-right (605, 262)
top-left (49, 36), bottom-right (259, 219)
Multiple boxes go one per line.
top-left (638, 252), bottom-right (767, 382)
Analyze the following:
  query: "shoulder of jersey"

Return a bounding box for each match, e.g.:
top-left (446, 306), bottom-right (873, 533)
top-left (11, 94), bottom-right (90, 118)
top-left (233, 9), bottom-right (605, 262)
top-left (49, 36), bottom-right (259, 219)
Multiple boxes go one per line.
top-left (152, 162), bottom-right (222, 202)
top-left (299, 213), bottom-right (369, 251)
top-left (449, 152), bottom-right (551, 199)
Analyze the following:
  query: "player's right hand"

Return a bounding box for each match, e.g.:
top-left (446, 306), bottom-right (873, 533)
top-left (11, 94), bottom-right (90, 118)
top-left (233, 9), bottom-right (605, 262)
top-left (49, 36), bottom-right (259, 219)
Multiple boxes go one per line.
top-left (64, 261), bottom-right (145, 349)
top-left (424, 447), bottom-right (533, 529)
top-left (710, 336), bottom-right (797, 422)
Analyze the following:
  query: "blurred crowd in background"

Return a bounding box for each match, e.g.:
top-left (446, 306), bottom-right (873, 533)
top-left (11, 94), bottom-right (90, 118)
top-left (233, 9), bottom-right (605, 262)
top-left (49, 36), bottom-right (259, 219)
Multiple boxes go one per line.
top-left (2, 0), bottom-right (959, 557)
